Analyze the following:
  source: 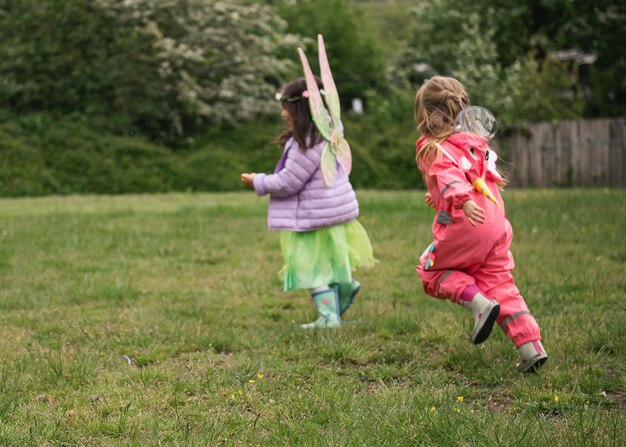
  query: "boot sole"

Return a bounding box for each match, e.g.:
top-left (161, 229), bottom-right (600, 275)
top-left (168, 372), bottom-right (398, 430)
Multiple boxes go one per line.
top-left (300, 316), bottom-right (341, 329)
top-left (471, 303), bottom-right (500, 344)
top-left (519, 354), bottom-right (548, 373)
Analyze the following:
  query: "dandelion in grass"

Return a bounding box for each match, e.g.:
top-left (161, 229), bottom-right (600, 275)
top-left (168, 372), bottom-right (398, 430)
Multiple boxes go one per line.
top-left (249, 379), bottom-right (256, 383)
top-left (429, 406), bottom-right (436, 413)
top-left (554, 395), bottom-right (559, 403)
top-left (238, 389), bottom-right (243, 396)
top-left (456, 396), bottom-right (464, 403)
top-left (257, 373), bottom-right (264, 379)
top-left (229, 394), bottom-right (235, 399)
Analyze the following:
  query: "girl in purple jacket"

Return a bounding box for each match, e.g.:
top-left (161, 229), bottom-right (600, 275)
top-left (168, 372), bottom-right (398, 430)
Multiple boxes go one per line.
top-left (241, 77), bottom-right (376, 329)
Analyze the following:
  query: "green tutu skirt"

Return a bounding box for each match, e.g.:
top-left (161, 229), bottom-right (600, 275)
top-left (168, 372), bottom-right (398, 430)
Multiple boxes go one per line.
top-left (279, 220), bottom-right (377, 291)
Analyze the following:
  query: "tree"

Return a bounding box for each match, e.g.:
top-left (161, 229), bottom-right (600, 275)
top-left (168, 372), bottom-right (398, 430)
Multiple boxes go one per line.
top-left (272, 0), bottom-right (387, 107)
top-left (394, 0), bottom-right (625, 120)
top-left (0, 0), bottom-right (297, 141)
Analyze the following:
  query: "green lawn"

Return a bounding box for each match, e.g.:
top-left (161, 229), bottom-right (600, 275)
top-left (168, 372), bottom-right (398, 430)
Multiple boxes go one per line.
top-left (0, 190), bottom-right (624, 446)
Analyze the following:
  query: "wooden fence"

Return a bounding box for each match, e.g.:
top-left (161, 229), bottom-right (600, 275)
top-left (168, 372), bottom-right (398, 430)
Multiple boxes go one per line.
top-left (496, 118), bottom-right (626, 187)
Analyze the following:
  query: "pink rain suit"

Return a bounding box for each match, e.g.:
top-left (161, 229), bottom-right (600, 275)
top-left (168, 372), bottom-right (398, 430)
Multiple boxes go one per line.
top-left (416, 133), bottom-right (541, 347)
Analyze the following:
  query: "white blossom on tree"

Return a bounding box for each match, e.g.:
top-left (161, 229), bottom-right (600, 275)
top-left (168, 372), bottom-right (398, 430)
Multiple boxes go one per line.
top-left (94, 0), bottom-right (298, 136)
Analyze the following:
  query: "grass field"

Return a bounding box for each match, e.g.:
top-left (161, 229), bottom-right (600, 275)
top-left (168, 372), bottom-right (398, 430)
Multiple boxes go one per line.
top-left (0, 190), bottom-right (624, 446)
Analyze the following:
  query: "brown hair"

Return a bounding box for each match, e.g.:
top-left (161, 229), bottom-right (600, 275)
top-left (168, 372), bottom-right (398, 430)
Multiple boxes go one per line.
top-left (276, 77), bottom-right (324, 151)
top-left (414, 76), bottom-right (506, 189)
top-left (414, 76), bottom-right (470, 169)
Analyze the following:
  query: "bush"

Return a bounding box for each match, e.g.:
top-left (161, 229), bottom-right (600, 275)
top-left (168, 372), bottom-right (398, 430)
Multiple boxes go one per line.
top-left (0, 109), bottom-right (424, 198)
top-left (0, 0), bottom-right (295, 142)
top-left (0, 116), bottom-right (180, 196)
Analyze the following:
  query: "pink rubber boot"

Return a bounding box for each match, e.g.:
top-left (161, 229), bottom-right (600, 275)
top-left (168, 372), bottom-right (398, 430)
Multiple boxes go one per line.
top-left (517, 340), bottom-right (548, 373)
top-left (460, 284), bottom-right (500, 344)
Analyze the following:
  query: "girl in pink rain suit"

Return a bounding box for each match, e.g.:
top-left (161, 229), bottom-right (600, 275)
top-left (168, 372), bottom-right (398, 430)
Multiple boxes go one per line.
top-left (414, 76), bottom-right (547, 373)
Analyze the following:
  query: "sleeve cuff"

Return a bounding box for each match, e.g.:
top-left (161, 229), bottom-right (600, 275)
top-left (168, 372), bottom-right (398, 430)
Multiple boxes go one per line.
top-left (453, 193), bottom-right (471, 209)
top-left (252, 173), bottom-right (267, 196)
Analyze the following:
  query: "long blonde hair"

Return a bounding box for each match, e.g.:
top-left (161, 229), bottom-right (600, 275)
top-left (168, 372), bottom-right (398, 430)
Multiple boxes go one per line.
top-left (414, 76), bottom-right (469, 170)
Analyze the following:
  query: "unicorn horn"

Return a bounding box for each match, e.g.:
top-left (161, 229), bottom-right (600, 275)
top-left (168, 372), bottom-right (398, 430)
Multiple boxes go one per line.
top-left (472, 178), bottom-right (500, 206)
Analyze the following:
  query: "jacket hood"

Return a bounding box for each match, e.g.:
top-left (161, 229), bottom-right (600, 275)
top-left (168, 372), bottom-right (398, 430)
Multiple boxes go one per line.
top-left (416, 132), bottom-right (489, 153)
top-left (446, 132), bottom-right (489, 151)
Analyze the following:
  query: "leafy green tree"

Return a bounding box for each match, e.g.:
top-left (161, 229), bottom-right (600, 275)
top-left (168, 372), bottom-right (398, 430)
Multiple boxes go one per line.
top-left (0, 0), bottom-right (296, 141)
top-left (452, 13), bottom-right (582, 123)
top-left (271, 0), bottom-right (387, 107)
top-left (394, 0), bottom-right (624, 120)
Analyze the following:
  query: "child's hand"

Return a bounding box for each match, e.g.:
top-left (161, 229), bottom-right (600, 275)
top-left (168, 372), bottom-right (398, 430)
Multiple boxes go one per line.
top-left (424, 192), bottom-right (435, 208)
top-left (240, 173), bottom-right (256, 188)
top-left (463, 200), bottom-right (485, 226)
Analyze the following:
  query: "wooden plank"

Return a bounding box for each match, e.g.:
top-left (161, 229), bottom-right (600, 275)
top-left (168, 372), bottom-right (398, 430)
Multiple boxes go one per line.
top-left (609, 119), bottom-right (626, 187)
top-left (515, 132), bottom-right (529, 187)
top-left (558, 121), bottom-right (576, 186)
top-left (532, 123), bottom-right (551, 186)
top-left (554, 121), bottom-right (563, 186)
top-left (596, 119), bottom-right (610, 186)
top-left (572, 120), bottom-right (584, 186)
top-left (575, 120), bottom-right (585, 186)
top-left (544, 122), bottom-right (556, 186)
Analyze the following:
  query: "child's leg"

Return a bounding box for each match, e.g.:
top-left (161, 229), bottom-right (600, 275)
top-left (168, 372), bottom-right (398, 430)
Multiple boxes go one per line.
top-left (475, 266), bottom-right (547, 371)
top-left (417, 267), bottom-right (499, 344)
top-left (473, 234), bottom-right (542, 347)
top-left (416, 266), bottom-right (475, 303)
top-left (460, 284), bottom-right (501, 344)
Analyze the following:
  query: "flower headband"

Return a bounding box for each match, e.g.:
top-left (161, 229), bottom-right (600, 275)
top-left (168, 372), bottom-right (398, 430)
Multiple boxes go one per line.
top-left (275, 89), bottom-right (325, 103)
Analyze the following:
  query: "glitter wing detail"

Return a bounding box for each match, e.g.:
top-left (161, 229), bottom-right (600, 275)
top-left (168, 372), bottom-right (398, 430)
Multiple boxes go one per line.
top-left (298, 34), bottom-right (352, 186)
top-left (318, 35), bottom-right (352, 177)
top-left (320, 141), bottom-right (337, 187)
top-left (297, 46), bottom-right (332, 142)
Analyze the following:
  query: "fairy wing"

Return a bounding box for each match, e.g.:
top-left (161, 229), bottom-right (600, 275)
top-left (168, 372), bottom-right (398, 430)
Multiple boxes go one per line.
top-left (299, 36), bottom-right (353, 182)
top-left (320, 142), bottom-right (337, 187)
top-left (297, 47), bottom-right (332, 141)
top-left (317, 34), bottom-right (353, 175)
top-left (335, 137), bottom-right (352, 175)
top-left (317, 34), bottom-right (341, 127)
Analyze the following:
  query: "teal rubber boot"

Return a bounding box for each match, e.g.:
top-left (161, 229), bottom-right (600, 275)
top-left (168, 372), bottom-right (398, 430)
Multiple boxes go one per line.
top-left (300, 287), bottom-right (341, 329)
top-left (333, 280), bottom-right (361, 316)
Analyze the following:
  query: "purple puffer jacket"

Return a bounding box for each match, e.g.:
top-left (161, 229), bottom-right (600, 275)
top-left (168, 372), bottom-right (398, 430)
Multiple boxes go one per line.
top-left (253, 137), bottom-right (359, 231)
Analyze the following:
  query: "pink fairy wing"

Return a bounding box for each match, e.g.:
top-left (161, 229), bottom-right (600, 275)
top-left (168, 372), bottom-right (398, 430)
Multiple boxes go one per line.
top-left (317, 34), bottom-right (341, 128)
top-left (320, 142), bottom-right (337, 186)
top-left (298, 47), bottom-right (332, 141)
top-left (336, 137), bottom-right (352, 175)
